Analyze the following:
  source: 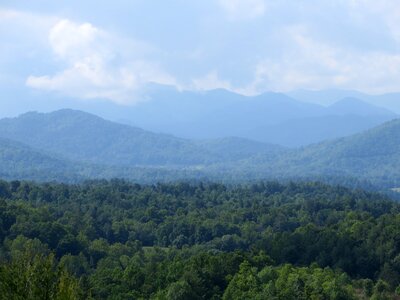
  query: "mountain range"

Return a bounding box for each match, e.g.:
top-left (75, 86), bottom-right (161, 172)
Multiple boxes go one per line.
top-left (111, 87), bottom-right (397, 147)
top-left (2, 85), bottom-right (398, 147)
top-left (288, 89), bottom-right (400, 113)
top-left (0, 108), bottom-right (400, 189)
top-left (0, 109), bottom-right (282, 167)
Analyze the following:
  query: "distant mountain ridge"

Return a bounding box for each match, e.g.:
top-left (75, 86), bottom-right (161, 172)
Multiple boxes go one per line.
top-left (1, 84), bottom-right (397, 147)
top-left (288, 89), bottom-right (400, 113)
top-left (328, 97), bottom-right (394, 116)
top-left (0, 109), bottom-right (283, 167)
top-left (245, 114), bottom-right (393, 147)
top-left (110, 86), bottom-right (397, 146)
top-left (1, 109), bottom-right (400, 188)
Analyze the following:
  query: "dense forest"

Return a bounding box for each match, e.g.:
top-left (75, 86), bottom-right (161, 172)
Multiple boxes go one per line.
top-left (1, 180), bottom-right (400, 299)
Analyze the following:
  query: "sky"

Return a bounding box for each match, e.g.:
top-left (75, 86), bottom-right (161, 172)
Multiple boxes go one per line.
top-left (1, 0), bottom-right (400, 108)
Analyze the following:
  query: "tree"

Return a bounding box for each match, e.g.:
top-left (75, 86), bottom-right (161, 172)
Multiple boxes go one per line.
top-left (0, 250), bottom-right (82, 300)
top-left (223, 261), bottom-right (260, 300)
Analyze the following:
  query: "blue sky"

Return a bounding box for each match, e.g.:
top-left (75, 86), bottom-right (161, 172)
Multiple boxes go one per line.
top-left (1, 0), bottom-right (400, 106)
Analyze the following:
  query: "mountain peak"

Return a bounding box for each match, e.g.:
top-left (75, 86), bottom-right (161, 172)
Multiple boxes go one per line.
top-left (16, 109), bottom-right (99, 120)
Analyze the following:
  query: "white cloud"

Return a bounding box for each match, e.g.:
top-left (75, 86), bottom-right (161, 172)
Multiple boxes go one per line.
top-left (4, 2), bottom-right (400, 100)
top-left (49, 20), bottom-right (101, 61)
top-left (192, 71), bottom-right (233, 91)
top-left (246, 25), bottom-right (400, 94)
top-left (348, 0), bottom-right (400, 43)
top-left (26, 19), bottom-right (177, 104)
top-left (218, 0), bottom-right (266, 20)
top-left (0, 9), bottom-right (59, 51)
top-left (0, 8), bottom-right (57, 25)
top-left (191, 71), bottom-right (259, 96)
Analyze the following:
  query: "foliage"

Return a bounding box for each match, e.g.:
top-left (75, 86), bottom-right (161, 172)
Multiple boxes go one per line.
top-left (0, 180), bottom-right (400, 298)
top-left (0, 244), bottom-right (82, 299)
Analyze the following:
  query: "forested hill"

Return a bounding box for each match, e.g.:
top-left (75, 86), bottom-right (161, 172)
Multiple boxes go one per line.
top-left (1, 180), bottom-right (400, 298)
top-left (0, 136), bottom-right (82, 182)
top-left (2, 109), bottom-right (400, 189)
top-left (260, 118), bottom-right (400, 186)
top-left (0, 109), bottom-right (283, 166)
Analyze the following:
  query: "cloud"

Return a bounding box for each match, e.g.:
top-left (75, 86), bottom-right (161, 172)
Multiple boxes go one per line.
top-left (0, 8), bottom-right (57, 25)
top-left (246, 25), bottom-right (400, 94)
top-left (191, 71), bottom-right (260, 96)
top-left (218, 0), bottom-right (266, 20)
top-left (349, 0), bottom-right (400, 43)
top-left (3, 2), bottom-right (400, 101)
top-left (49, 20), bottom-right (101, 62)
top-left (0, 9), bottom-right (59, 57)
top-left (192, 71), bottom-right (233, 91)
top-left (26, 19), bottom-right (177, 104)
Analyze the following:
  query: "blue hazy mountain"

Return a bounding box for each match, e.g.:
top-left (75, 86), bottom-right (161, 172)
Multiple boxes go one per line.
top-left (111, 86), bottom-right (396, 147)
top-left (244, 97), bottom-right (396, 146)
top-left (288, 89), bottom-right (400, 114)
top-left (103, 86), bottom-right (394, 146)
top-left (1, 84), bottom-right (396, 147)
top-left (121, 88), bottom-right (326, 140)
top-left (287, 89), bottom-right (368, 106)
top-left (245, 115), bottom-right (393, 147)
top-left (328, 97), bottom-right (395, 116)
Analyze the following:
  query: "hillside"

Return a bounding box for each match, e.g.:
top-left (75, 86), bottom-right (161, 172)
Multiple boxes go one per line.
top-left (244, 118), bottom-right (400, 186)
top-left (246, 115), bottom-right (392, 147)
top-left (195, 136), bottom-right (284, 161)
top-left (0, 109), bottom-right (283, 167)
top-left (299, 118), bottom-right (400, 174)
top-left (1, 109), bottom-right (400, 188)
top-left (0, 137), bottom-right (82, 181)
